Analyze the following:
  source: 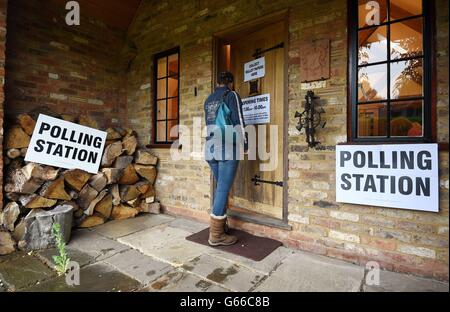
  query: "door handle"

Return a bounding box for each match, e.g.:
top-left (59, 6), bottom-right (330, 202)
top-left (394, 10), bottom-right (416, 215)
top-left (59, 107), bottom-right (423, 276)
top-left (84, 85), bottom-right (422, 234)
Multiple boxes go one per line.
top-left (251, 175), bottom-right (283, 187)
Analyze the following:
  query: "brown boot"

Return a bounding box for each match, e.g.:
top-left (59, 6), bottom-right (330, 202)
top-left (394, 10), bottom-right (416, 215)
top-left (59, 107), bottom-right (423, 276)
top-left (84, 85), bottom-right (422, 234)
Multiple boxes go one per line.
top-left (208, 215), bottom-right (238, 246)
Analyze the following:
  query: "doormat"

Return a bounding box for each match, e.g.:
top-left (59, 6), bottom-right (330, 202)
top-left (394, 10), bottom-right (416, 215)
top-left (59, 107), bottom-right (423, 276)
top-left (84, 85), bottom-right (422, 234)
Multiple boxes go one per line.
top-left (186, 228), bottom-right (282, 262)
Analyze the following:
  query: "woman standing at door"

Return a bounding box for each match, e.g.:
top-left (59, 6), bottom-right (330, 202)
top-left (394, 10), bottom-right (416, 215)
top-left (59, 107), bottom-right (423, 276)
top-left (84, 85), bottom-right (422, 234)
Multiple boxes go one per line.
top-left (204, 71), bottom-right (247, 246)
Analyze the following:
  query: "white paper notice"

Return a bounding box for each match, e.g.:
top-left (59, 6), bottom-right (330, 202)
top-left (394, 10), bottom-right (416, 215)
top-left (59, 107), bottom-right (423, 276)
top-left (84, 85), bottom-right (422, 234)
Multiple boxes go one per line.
top-left (244, 57), bottom-right (265, 82)
top-left (25, 114), bottom-right (107, 174)
top-left (241, 94), bottom-right (270, 125)
top-left (336, 144), bottom-right (439, 213)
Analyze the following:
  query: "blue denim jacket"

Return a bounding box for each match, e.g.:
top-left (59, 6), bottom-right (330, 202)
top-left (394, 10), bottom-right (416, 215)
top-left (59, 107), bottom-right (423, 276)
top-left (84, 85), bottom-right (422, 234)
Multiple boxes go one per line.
top-left (204, 86), bottom-right (246, 161)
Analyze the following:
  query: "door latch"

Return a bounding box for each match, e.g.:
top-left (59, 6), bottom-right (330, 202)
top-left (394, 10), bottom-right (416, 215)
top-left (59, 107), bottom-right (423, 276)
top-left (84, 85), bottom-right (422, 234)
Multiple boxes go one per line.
top-left (251, 175), bottom-right (283, 187)
top-left (253, 42), bottom-right (285, 58)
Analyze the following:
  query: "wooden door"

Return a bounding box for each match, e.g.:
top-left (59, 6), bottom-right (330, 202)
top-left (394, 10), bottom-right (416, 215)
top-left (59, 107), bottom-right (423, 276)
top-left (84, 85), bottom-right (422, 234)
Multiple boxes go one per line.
top-left (229, 20), bottom-right (285, 219)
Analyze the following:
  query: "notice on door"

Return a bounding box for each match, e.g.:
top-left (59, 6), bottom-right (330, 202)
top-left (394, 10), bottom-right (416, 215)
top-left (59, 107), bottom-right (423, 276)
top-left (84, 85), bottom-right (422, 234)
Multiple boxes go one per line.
top-left (336, 144), bottom-right (439, 213)
top-left (244, 57), bottom-right (265, 82)
top-left (241, 93), bottom-right (270, 125)
top-left (25, 114), bottom-right (107, 174)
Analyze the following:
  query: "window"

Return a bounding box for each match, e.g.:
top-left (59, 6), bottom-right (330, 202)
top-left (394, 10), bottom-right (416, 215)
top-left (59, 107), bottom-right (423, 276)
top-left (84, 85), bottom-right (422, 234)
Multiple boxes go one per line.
top-left (153, 48), bottom-right (180, 144)
top-left (349, 0), bottom-right (435, 142)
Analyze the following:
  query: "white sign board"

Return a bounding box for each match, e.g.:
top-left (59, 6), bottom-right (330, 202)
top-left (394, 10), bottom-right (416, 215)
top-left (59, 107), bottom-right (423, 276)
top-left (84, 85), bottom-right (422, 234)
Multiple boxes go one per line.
top-left (25, 114), bottom-right (107, 174)
top-left (244, 57), bottom-right (265, 82)
top-left (241, 94), bottom-right (270, 125)
top-left (336, 144), bottom-right (439, 212)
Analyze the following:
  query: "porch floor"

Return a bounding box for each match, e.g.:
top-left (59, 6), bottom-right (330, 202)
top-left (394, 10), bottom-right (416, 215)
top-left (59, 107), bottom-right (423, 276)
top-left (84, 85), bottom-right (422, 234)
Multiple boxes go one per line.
top-left (1, 214), bottom-right (448, 292)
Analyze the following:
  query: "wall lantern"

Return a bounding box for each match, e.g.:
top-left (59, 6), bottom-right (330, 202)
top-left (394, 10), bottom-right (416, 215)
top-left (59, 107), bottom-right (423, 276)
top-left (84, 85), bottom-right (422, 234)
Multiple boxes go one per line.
top-left (295, 90), bottom-right (326, 148)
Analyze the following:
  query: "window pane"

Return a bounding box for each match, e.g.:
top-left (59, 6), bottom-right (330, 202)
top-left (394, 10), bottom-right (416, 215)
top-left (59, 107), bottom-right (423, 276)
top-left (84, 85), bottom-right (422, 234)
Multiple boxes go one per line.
top-left (156, 121), bottom-right (166, 142)
top-left (168, 53), bottom-right (179, 76)
top-left (390, 100), bottom-right (423, 137)
top-left (358, 0), bottom-right (387, 28)
top-left (390, 0), bottom-right (422, 20)
top-left (168, 77), bottom-right (179, 98)
top-left (167, 120), bottom-right (179, 141)
top-left (358, 103), bottom-right (387, 137)
top-left (157, 79), bottom-right (167, 100)
top-left (358, 64), bottom-right (388, 102)
top-left (390, 58), bottom-right (423, 99)
top-left (157, 100), bottom-right (166, 120)
top-left (391, 18), bottom-right (423, 60)
top-left (358, 26), bottom-right (387, 65)
top-left (157, 57), bottom-right (167, 78)
top-left (167, 98), bottom-right (178, 119)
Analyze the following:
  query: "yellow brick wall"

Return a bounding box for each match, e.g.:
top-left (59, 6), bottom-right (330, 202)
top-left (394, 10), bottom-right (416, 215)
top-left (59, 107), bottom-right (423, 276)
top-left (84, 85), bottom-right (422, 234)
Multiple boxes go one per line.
top-left (126, 0), bottom-right (449, 280)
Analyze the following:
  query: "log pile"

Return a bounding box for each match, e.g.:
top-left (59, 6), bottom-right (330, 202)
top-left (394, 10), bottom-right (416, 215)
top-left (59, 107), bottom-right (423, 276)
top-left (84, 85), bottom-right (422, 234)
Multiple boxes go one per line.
top-left (0, 114), bottom-right (161, 254)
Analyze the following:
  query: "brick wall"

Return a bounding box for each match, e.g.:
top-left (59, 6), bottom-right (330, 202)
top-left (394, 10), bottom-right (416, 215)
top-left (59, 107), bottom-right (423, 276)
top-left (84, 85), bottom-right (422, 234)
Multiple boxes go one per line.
top-left (126, 0), bottom-right (449, 280)
top-left (0, 0), bottom-right (7, 208)
top-left (4, 0), bottom-right (128, 129)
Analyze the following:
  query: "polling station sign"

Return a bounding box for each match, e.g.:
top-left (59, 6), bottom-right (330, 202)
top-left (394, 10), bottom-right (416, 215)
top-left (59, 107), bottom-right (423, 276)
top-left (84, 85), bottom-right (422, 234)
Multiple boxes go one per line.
top-left (336, 144), bottom-right (439, 213)
top-left (25, 114), bottom-right (107, 174)
top-left (244, 57), bottom-right (265, 82)
top-left (241, 93), bottom-right (270, 125)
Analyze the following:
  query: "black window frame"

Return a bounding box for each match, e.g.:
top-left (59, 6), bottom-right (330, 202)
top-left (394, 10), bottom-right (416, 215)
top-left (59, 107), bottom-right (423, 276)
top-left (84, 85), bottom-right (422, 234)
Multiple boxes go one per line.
top-left (348, 0), bottom-right (436, 143)
top-left (152, 47), bottom-right (180, 146)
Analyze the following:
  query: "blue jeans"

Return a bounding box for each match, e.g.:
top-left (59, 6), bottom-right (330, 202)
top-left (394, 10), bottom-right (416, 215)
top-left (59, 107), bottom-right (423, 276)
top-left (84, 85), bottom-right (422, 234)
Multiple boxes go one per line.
top-left (207, 159), bottom-right (239, 216)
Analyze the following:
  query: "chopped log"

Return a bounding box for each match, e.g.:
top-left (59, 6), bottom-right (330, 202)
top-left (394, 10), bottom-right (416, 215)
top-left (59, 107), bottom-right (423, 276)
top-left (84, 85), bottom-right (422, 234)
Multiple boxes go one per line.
top-left (89, 172), bottom-right (107, 192)
top-left (17, 114), bottom-right (36, 135)
top-left (12, 218), bottom-right (26, 243)
top-left (122, 135), bottom-right (137, 156)
top-left (2, 202), bottom-right (21, 232)
top-left (5, 126), bottom-right (31, 149)
top-left (111, 204), bottom-right (139, 220)
top-left (134, 165), bottom-right (157, 184)
top-left (101, 141), bottom-right (123, 167)
top-left (39, 177), bottom-right (71, 200)
top-left (114, 156), bottom-right (133, 169)
top-left (101, 168), bottom-right (123, 184)
top-left (5, 169), bottom-right (43, 194)
top-left (127, 198), bottom-right (141, 208)
top-left (135, 149), bottom-right (158, 166)
top-left (7, 149), bottom-right (21, 159)
top-left (78, 214), bottom-right (105, 228)
top-left (78, 115), bottom-right (98, 129)
top-left (74, 208), bottom-right (84, 218)
top-left (69, 189), bottom-right (79, 200)
top-left (119, 184), bottom-right (140, 202)
top-left (5, 192), bottom-right (20, 202)
top-left (118, 164), bottom-right (139, 185)
top-left (94, 194), bottom-right (113, 219)
top-left (135, 181), bottom-right (151, 194)
top-left (64, 169), bottom-right (91, 192)
top-left (85, 190), bottom-right (108, 216)
top-left (20, 147), bottom-right (28, 157)
top-left (140, 202), bottom-right (161, 214)
top-left (111, 184), bottom-right (121, 205)
top-left (22, 163), bottom-right (59, 181)
top-left (77, 184), bottom-right (98, 210)
top-left (141, 185), bottom-right (156, 203)
top-left (0, 231), bottom-right (16, 255)
top-left (23, 195), bottom-right (57, 209)
top-left (106, 127), bottom-right (122, 140)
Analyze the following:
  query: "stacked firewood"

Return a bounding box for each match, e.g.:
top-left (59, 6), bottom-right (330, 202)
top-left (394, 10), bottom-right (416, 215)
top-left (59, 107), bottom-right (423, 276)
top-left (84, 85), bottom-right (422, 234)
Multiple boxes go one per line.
top-left (0, 113), bottom-right (160, 253)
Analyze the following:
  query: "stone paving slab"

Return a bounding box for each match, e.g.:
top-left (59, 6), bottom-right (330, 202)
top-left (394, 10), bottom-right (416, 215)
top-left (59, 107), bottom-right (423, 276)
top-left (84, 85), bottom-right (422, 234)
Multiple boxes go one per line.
top-left (24, 262), bottom-right (141, 292)
top-left (103, 249), bottom-right (172, 286)
top-left (254, 250), bottom-right (365, 292)
top-left (364, 270), bottom-right (450, 292)
top-left (168, 218), bottom-right (209, 234)
top-left (0, 253), bottom-right (56, 291)
top-left (208, 246), bottom-right (294, 276)
top-left (93, 214), bottom-right (174, 239)
top-left (182, 254), bottom-right (264, 292)
top-left (36, 248), bottom-right (94, 269)
top-left (142, 269), bottom-right (229, 292)
top-left (118, 225), bottom-right (210, 266)
top-left (67, 229), bottom-right (130, 261)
